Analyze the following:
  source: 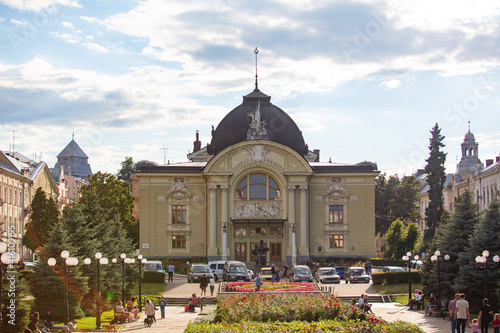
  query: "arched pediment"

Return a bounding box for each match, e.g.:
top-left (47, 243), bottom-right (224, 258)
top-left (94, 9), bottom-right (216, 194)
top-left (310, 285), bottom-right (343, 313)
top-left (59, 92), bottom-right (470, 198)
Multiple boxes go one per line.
top-left (324, 182), bottom-right (349, 198)
top-left (167, 180), bottom-right (192, 198)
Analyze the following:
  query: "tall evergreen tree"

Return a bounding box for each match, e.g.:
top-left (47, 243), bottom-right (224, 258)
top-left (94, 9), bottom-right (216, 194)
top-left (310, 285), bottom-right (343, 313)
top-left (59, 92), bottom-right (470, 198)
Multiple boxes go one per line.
top-left (117, 156), bottom-right (136, 183)
top-left (429, 191), bottom-right (479, 301)
top-left (424, 123), bottom-right (447, 241)
top-left (455, 200), bottom-right (500, 312)
top-left (22, 187), bottom-right (59, 251)
top-left (2, 268), bottom-right (30, 332)
top-left (385, 219), bottom-right (406, 259)
top-left (29, 220), bottom-right (88, 322)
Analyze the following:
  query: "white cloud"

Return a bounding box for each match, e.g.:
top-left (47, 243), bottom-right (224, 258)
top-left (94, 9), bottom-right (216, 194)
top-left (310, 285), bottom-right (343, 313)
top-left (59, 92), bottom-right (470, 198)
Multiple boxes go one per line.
top-left (61, 21), bottom-right (74, 29)
top-left (0, 0), bottom-right (81, 12)
top-left (51, 31), bottom-right (81, 43)
top-left (10, 18), bottom-right (25, 26)
top-left (84, 42), bottom-right (108, 53)
top-left (380, 79), bottom-right (401, 89)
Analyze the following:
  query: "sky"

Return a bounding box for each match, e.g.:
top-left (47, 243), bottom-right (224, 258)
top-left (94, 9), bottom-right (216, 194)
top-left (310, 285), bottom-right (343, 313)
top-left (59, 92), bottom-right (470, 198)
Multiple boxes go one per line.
top-left (0, 0), bottom-right (499, 176)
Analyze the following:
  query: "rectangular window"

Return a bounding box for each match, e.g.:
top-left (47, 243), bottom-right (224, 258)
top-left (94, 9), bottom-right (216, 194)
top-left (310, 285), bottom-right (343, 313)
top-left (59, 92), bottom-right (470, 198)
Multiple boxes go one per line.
top-left (250, 227), bottom-right (267, 236)
top-left (270, 227), bottom-right (282, 237)
top-left (172, 205), bottom-right (186, 224)
top-left (329, 205), bottom-right (343, 223)
top-left (329, 234), bottom-right (344, 248)
top-left (172, 235), bottom-right (186, 248)
top-left (234, 227), bottom-right (247, 236)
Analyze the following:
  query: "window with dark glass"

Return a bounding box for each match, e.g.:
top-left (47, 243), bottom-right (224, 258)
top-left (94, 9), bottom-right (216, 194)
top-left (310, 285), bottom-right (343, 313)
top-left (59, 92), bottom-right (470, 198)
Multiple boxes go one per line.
top-left (172, 235), bottom-right (186, 248)
top-left (329, 235), bottom-right (344, 248)
top-left (172, 205), bottom-right (186, 224)
top-left (235, 174), bottom-right (281, 200)
top-left (329, 205), bottom-right (343, 223)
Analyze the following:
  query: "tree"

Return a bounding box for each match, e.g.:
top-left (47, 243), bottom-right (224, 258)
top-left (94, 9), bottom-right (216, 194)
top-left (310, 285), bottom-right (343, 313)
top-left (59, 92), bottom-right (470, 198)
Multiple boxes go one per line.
top-left (80, 172), bottom-right (137, 245)
top-left (426, 191), bottom-right (479, 301)
top-left (2, 270), bottom-right (30, 332)
top-left (424, 123), bottom-right (447, 241)
top-left (117, 156), bottom-right (136, 183)
top-left (29, 220), bottom-right (89, 322)
top-left (454, 200), bottom-right (500, 312)
top-left (22, 187), bottom-right (59, 251)
top-left (376, 174), bottom-right (420, 236)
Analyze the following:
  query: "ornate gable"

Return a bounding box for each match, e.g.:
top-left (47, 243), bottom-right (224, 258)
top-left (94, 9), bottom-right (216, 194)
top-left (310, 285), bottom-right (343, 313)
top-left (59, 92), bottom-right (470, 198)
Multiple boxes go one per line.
top-left (324, 181), bottom-right (349, 198)
top-left (167, 180), bottom-right (192, 198)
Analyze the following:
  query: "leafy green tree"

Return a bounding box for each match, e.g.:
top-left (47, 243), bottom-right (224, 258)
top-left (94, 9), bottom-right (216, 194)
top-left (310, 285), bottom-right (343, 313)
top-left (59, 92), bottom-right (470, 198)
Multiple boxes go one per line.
top-left (22, 187), bottom-right (59, 251)
top-left (2, 270), bottom-right (30, 332)
top-left (385, 220), bottom-right (405, 259)
top-left (427, 191), bottom-right (479, 301)
top-left (29, 220), bottom-right (89, 322)
top-left (80, 172), bottom-right (137, 245)
top-left (117, 156), bottom-right (136, 183)
top-left (424, 123), bottom-right (447, 241)
top-left (376, 174), bottom-right (420, 236)
top-left (403, 223), bottom-right (421, 254)
top-left (454, 200), bottom-right (500, 312)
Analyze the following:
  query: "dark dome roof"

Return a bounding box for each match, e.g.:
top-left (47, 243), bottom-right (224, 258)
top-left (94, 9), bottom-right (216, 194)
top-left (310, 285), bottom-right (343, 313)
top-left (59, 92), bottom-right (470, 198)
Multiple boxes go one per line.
top-left (207, 89), bottom-right (308, 156)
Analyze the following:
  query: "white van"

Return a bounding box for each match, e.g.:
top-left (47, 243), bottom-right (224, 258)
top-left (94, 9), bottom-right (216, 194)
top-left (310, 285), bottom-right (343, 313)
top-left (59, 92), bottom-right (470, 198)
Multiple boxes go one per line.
top-left (208, 261), bottom-right (225, 281)
top-left (143, 260), bottom-right (165, 273)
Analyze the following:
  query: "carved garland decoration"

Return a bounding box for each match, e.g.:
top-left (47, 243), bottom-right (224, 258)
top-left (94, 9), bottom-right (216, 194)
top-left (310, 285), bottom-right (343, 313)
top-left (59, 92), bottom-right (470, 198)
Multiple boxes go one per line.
top-left (167, 180), bottom-right (192, 198)
top-left (234, 202), bottom-right (282, 218)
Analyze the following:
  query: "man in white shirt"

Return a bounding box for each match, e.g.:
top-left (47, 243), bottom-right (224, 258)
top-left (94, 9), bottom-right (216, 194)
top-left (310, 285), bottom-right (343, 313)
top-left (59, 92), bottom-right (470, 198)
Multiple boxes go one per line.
top-left (455, 293), bottom-right (470, 333)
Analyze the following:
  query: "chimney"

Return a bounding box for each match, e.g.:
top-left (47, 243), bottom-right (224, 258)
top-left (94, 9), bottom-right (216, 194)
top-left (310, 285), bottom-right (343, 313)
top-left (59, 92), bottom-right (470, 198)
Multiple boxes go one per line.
top-left (496, 156), bottom-right (500, 163)
top-left (486, 159), bottom-right (494, 167)
top-left (193, 130), bottom-right (201, 152)
top-left (313, 149), bottom-right (320, 162)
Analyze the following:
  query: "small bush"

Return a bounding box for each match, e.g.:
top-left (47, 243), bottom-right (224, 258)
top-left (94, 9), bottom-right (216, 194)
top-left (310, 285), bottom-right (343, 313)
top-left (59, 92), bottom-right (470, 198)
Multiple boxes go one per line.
top-left (372, 271), bottom-right (421, 285)
top-left (142, 271), bottom-right (165, 283)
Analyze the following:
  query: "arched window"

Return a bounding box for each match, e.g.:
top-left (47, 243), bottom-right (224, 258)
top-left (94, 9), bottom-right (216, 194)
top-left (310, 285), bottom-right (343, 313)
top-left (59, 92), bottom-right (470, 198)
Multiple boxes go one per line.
top-left (235, 174), bottom-right (281, 200)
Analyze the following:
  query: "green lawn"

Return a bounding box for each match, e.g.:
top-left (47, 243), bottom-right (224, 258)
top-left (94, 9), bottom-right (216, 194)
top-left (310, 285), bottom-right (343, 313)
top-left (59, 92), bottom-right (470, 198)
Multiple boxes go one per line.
top-left (372, 283), bottom-right (423, 295)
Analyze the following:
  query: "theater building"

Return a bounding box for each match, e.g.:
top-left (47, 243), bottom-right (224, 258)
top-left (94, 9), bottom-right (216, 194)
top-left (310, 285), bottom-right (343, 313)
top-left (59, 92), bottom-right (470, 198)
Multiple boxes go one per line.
top-left (136, 84), bottom-right (378, 263)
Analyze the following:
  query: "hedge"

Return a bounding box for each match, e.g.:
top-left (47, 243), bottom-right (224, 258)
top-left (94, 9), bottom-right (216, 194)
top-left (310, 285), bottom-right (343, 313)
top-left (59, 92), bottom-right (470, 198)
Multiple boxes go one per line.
top-left (371, 271), bottom-right (421, 285)
top-left (142, 271), bottom-right (166, 283)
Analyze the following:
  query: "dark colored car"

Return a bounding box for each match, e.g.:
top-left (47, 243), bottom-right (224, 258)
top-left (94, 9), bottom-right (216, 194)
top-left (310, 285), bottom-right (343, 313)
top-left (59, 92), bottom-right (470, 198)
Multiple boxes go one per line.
top-left (344, 267), bottom-right (370, 284)
top-left (314, 267), bottom-right (341, 284)
top-left (223, 261), bottom-right (251, 282)
top-left (290, 265), bottom-right (313, 282)
top-left (334, 266), bottom-right (348, 279)
top-left (187, 263), bottom-right (214, 283)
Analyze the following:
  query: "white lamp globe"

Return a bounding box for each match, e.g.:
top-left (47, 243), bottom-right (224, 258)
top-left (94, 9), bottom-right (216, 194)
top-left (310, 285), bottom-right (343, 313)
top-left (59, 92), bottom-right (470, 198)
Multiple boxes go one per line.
top-left (61, 250), bottom-right (70, 259)
top-left (431, 255), bottom-right (437, 262)
top-left (483, 250), bottom-right (490, 258)
top-left (100, 258), bottom-right (109, 265)
top-left (141, 258), bottom-right (147, 264)
top-left (95, 252), bottom-right (102, 260)
top-left (138, 254), bottom-right (143, 260)
top-left (120, 253), bottom-right (127, 259)
top-left (112, 258), bottom-right (117, 263)
top-left (435, 250), bottom-right (441, 257)
top-left (444, 254), bottom-right (450, 261)
top-left (84, 258), bottom-right (91, 265)
top-left (47, 257), bottom-right (57, 267)
top-left (0, 242), bottom-right (7, 253)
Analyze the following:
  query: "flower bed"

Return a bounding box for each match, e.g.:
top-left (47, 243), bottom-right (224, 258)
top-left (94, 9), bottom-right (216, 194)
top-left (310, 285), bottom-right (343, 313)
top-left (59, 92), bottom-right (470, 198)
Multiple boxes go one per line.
top-left (226, 282), bottom-right (316, 292)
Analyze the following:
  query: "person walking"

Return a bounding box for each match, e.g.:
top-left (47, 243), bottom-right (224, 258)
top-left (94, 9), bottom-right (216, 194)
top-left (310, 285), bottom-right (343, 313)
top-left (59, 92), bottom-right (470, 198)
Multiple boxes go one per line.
top-left (449, 293), bottom-right (460, 333)
top-left (145, 299), bottom-right (156, 324)
top-left (168, 263), bottom-right (175, 283)
top-left (158, 296), bottom-right (167, 319)
top-left (455, 293), bottom-right (470, 333)
top-left (271, 264), bottom-right (276, 282)
top-left (199, 273), bottom-right (208, 296)
top-left (283, 262), bottom-right (288, 282)
top-left (209, 275), bottom-right (216, 296)
top-left (478, 298), bottom-right (493, 333)
top-left (255, 273), bottom-right (262, 292)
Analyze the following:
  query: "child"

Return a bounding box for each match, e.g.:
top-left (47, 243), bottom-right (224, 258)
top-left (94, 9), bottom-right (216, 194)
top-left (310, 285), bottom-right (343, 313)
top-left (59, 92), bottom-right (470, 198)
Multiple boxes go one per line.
top-left (470, 318), bottom-right (479, 333)
top-left (493, 313), bottom-right (500, 333)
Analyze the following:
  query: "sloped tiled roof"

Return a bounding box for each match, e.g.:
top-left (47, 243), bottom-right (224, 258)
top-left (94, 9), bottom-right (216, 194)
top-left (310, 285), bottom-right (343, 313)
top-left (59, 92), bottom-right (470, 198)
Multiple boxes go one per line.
top-left (57, 140), bottom-right (88, 158)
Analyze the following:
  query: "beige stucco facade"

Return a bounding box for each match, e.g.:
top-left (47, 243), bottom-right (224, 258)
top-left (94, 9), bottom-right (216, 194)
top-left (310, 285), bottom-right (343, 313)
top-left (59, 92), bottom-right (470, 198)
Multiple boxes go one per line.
top-left (137, 140), bottom-right (377, 263)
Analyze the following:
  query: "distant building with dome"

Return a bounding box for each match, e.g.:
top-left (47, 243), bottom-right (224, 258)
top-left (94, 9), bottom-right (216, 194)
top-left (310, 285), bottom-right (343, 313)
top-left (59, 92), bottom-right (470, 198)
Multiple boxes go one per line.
top-left (136, 74), bottom-right (379, 263)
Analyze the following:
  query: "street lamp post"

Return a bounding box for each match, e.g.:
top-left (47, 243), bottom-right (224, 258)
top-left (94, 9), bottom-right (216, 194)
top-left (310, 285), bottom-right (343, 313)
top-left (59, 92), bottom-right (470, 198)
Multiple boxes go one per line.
top-left (475, 250), bottom-right (500, 298)
top-left (430, 250), bottom-right (450, 298)
top-left (120, 253), bottom-right (127, 304)
top-left (84, 252), bottom-right (108, 330)
top-left (137, 255), bottom-right (147, 312)
top-left (48, 251), bottom-right (78, 324)
top-left (402, 252), bottom-right (419, 302)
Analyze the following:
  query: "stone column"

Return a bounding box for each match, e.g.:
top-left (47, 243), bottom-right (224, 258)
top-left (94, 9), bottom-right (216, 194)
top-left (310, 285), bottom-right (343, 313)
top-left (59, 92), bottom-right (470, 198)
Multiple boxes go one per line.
top-left (209, 186), bottom-right (218, 251)
top-left (299, 186), bottom-right (308, 249)
top-left (288, 186), bottom-right (296, 263)
top-left (220, 186), bottom-right (229, 260)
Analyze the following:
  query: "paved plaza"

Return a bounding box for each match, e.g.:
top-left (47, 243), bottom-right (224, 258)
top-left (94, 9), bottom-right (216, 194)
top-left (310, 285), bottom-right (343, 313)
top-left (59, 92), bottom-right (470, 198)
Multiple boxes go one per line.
top-left (107, 278), bottom-right (453, 333)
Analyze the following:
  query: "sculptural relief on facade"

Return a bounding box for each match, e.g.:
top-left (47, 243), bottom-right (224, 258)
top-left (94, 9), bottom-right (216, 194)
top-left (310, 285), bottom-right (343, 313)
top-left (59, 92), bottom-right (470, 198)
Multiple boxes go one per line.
top-left (247, 100), bottom-right (268, 140)
top-left (167, 180), bottom-right (192, 197)
top-left (235, 201), bottom-right (282, 218)
top-left (324, 181), bottom-right (349, 198)
top-left (233, 145), bottom-right (283, 169)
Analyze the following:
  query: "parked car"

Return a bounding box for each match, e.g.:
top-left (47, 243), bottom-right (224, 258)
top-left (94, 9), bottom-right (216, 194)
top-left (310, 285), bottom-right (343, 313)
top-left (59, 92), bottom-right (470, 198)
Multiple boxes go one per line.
top-left (344, 267), bottom-right (370, 284)
top-left (382, 266), bottom-right (405, 272)
top-left (290, 265), bottom-right (313, 282)
top-left (187, 263), bottom-right (214, 283)
top-left (247, 269), bottom-right (254, 279)
top-left (143, 260), bottom-right (165, 273)
top-left (22, 262), bottom-right (37, 271)
top-left (223, 261), bottom-right (251, 282)
top-left (208, 261), bottom-right (225, 281)
top-left (260, 267), bottom-right (273, 281)
top-left (314, 267), bottom-right (340, 284)
top-left (334, 266), bottom-right (348, 279)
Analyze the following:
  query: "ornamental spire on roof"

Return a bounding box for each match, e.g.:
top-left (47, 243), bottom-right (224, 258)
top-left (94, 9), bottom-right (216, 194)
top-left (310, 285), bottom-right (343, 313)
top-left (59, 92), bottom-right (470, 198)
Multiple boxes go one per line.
top-left (254, 47), bottom-right (259, 91)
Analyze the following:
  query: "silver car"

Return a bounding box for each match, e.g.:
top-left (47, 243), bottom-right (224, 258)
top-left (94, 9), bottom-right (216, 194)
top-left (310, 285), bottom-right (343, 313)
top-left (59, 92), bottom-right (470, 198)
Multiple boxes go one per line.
top-left (314, 267), bottom-right (341, 284)
top-left (187, 263), bottom-right (214, 283)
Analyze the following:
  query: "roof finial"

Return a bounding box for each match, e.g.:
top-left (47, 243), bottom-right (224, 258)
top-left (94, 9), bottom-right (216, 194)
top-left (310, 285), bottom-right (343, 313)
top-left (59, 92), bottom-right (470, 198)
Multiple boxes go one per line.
top-left (254, 47), bottom-right (259, 91)
top-left (72, 129), bottom-right (75, 141)
top-left (468, 120), bottom-right (470, 132)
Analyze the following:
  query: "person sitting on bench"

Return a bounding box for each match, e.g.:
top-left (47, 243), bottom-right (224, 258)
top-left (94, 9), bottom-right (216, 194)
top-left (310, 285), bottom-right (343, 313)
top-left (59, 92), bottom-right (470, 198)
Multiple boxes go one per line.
top-left (407, 290), bottom-right (423, 309)
top-left (188, 293), bottom-right (198, 312)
